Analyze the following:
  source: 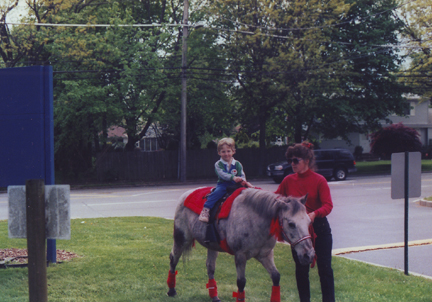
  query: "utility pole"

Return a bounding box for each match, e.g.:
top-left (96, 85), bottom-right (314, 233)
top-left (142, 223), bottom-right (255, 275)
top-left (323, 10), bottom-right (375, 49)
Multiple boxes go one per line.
top-left (180, 0), bottom-right (188, 182)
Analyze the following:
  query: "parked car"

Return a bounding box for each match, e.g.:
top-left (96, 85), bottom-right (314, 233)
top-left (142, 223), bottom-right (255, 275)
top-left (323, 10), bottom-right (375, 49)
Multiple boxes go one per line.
top-left (267, 149), bottom-right (357, 183)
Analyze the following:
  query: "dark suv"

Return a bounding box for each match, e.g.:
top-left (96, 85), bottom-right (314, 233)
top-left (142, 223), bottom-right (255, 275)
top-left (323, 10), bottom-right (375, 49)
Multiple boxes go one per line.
top-left (267, 149), bottom-right (357, 183)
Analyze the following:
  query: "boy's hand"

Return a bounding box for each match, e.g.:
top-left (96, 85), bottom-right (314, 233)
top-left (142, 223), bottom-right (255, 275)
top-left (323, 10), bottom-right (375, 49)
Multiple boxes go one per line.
top-left (245, 181), bottom-right (254, 188)
top-left (233, 176), bottom-right (243, 183)
top-left (240, 180), bottom-right (254, 188)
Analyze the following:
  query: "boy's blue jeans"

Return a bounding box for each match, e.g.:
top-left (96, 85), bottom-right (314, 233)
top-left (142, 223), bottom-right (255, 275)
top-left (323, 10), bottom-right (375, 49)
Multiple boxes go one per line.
top-left (203, 181), bottom-right (236, 209)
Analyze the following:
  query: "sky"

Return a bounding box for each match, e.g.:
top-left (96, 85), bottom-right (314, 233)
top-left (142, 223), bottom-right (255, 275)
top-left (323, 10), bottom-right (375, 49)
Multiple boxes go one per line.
top-left (3, 0), bottom-right (27, 23)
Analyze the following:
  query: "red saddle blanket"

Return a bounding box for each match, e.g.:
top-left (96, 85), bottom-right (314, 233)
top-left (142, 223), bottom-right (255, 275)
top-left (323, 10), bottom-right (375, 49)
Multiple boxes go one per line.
top-left (184, 187), bottom-right (283, 240)
top-left (183, 187), bottom-right (246, 219)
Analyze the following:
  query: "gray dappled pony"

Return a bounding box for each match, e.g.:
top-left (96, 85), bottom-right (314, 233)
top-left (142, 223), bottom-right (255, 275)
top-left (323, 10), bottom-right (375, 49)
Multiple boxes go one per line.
top-left (167, 188), bottom-right (315, 302)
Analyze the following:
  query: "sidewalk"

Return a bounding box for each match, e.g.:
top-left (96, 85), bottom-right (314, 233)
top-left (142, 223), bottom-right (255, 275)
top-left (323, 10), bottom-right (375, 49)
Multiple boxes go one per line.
top-left (333, 198), bottom-right (432, 279)
top-left (336, 243), bottom-right (432, 280)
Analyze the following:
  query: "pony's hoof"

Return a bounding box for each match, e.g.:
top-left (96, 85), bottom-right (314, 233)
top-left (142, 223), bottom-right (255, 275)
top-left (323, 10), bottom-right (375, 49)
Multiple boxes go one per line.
top-left (167, 288), bottom-right (177, 297)
top-left (212, 296), bottom-right (221, 302)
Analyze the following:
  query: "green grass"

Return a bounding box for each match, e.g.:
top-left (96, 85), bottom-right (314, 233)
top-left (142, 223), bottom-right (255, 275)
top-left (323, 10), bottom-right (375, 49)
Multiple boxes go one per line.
top-left (353, 159), bottom-right (432, 176)
top-left (1, 217), bottom-right (432, 301)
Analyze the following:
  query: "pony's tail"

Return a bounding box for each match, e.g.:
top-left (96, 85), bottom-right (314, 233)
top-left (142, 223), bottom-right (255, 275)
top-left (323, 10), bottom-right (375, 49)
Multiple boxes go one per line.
top-left (181, 238), bottom-right (195, 263)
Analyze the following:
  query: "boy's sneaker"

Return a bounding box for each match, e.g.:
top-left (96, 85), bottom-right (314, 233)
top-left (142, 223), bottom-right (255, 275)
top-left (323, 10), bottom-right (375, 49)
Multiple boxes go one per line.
top-left (199, 207), bottom-right (210, 223)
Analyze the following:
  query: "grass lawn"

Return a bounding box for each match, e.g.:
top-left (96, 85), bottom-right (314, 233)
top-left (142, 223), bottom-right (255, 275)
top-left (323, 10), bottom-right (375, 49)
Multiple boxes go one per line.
top-left (1, 217), bottom-right (432, 301)
top-left (353, 159), bottom-right (432, 176)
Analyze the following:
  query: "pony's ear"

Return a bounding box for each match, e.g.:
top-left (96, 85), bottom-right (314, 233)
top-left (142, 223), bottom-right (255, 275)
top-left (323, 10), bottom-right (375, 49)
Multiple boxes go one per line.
top-left (275, 198), bottom-right (289, 214)
top-left (299, 194), bottom-right (308, 205)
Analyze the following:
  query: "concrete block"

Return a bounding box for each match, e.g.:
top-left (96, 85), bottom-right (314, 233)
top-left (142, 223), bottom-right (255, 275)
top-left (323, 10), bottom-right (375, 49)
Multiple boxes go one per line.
top-left (8, 186), bottom-right (27, 239)
top-left (8, 185), bottom-right (71, 239)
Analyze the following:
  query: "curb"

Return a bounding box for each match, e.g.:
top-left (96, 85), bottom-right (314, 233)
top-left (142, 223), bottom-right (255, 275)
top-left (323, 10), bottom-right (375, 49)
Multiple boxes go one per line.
top-left (332, 239), bottom-right (432, 256)
top-left (418, 199), bottom-right (432, 207)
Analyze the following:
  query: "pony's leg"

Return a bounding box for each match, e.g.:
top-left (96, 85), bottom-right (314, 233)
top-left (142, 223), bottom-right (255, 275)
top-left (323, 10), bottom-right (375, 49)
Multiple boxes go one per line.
top-left (206, 249), bottom-right (221, 302)
top-left (233, 253), bottom-right (247, 302)
top-left (256, 251), bottom-right (281, 302)
top-left (167, 225), bottom-right (193, 297)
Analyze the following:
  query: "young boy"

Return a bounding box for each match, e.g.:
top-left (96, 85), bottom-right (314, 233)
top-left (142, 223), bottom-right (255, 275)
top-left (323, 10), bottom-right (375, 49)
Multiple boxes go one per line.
top-left (199, 137), bottom-right (253, 223)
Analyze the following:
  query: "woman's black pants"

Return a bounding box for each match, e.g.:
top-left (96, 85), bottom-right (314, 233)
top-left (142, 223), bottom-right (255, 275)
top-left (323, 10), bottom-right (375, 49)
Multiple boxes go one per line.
top-left (291, 217), bottom-right (335, 302)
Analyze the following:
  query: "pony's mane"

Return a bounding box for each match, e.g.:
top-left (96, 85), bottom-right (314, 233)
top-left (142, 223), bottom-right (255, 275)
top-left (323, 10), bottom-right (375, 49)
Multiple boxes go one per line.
top-left (239, 189), bottom-right (291, 220)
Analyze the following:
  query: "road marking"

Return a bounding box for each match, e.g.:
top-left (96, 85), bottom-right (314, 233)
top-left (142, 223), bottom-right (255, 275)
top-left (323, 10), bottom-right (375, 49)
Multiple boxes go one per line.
top-left (129, 189), bottom-right (185, 197)
top-left (86, 199), bottom-right (177, 206)
top-left (72, 194), bottom-right (120, 199)
top-left (365, 187), bottom-right (390, 191)
top-left (71, 188), bottom-right (186, 200)
top-left (333, 239), bottom-right (432, 256)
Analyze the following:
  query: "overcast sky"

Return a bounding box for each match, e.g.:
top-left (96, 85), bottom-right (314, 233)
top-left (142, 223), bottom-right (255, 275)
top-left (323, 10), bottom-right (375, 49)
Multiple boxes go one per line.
top-left (5, 0), bottom-right (27, 23)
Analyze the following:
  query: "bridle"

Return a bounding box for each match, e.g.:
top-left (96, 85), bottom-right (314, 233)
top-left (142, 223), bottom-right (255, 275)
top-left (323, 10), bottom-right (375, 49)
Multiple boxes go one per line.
top-left (279, 219), bottom-right (311, 248)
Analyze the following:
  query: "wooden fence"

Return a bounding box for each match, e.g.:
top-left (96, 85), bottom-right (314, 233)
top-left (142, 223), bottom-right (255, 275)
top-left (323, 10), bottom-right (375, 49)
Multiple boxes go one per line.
top-left (95, 146), bottom-right (288, 182)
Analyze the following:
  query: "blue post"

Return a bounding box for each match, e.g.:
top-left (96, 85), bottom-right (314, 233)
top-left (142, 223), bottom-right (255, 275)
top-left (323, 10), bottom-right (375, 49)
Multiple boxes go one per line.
top-left (44, 66), bottom-right (56, 264)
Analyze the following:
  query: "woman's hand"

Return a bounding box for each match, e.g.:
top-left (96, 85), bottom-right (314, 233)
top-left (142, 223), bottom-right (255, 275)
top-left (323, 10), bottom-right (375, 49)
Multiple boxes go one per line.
top-left (308, 212), bottom-right (316, 223)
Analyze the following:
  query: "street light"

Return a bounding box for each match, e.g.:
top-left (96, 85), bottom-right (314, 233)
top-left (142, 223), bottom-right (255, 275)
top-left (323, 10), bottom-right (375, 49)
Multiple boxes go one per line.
top-left (180, 0), bottom-right (189, 182)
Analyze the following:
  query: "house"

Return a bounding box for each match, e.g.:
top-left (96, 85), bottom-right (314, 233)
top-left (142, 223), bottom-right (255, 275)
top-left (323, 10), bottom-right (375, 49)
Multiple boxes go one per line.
top-left (107, 126), bottom-right (128, 148)
top-left (319, 95), bottom-right (432, 153)
top-left (106, 125), bottom-right (161, 152)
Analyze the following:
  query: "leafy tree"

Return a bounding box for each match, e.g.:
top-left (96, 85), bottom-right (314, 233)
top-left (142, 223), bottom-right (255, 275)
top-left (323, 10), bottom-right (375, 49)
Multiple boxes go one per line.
top-left (0, 0), bottom-right (20, 66)
top-left (399, 0), bottom-right (432, 101)
top-left (205, 0), bottom-right (350, 174)
top-left (268, 0), bottom-right (351, 143)
top-left (155, 14), bottom-right (236, 150)
top-left (369, 122), bottom-right (422, 158)
top-left (0, 0), bottom-right (51, 67)
top-left (47, 0), bottom-right (183, 180)
top-left (205, 0), bottom-right (408, 151)
top-left (3, 0), bottom-right (233, 178)
top-left (321, 0), bottom-right (410, 141)
top-left (252, 0), bottom-right (409, 147)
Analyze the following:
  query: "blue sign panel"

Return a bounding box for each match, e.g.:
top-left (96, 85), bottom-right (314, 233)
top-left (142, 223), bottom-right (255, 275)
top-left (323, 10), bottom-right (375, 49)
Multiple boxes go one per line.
top-left (0, 66), bottom-right (54, 187)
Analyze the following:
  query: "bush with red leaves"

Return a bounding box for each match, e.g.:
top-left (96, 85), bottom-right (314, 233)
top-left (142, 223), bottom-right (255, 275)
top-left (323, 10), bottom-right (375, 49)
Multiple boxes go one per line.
top-left (370, 123), bottom-right (422, 159)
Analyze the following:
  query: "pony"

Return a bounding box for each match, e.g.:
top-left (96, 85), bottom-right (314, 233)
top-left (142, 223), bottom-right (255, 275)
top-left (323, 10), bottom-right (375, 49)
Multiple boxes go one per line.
top-left (167, 188), bottom-right (315, 302)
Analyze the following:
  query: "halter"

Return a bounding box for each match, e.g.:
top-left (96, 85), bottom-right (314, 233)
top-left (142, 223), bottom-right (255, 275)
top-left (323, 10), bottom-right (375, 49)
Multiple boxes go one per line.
top-left (279, 219), bottom-right (312, 248)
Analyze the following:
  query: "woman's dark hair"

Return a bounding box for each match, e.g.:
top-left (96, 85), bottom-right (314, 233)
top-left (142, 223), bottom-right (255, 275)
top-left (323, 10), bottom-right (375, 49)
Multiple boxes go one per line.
top-left (285, 141), bottom-right (316, 170)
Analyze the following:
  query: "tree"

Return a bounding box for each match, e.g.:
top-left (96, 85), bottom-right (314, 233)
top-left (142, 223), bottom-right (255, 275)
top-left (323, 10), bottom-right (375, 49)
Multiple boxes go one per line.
top-left (205, 0), bottom-right (351, 174)
top-left (399, 0), bottom-right (432, 101)
top-left (308, 0), bottom-right (410, 143)
top-left (47, 0), bottom-right (183, 179)
top-left (4, 0), bottom-right (233, 178)
top-left (205, 0), bottom-right (409, 152)
top-left (264, 0), bottom-right (409, 145)
top-left (369, 122), bottom-right (422, 159)
top-left (155, 8), bottom-right (236, 150)
top-left (1, 0), bottom-right (51, 68)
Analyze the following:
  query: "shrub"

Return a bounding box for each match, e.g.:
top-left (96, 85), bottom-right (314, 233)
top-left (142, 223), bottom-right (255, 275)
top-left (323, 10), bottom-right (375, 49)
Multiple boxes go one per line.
top-left (369, 123), bottom-right (422, 159)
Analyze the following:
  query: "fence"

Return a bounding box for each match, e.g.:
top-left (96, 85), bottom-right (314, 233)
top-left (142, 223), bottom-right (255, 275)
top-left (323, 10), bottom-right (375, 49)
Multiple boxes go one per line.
top-left (95, 146), bottom-right (288, 182)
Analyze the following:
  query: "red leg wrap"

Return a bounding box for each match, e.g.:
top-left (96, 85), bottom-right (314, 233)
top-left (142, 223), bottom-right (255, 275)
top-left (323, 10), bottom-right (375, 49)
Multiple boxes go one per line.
top-left (270, 285), bottom-right (280, 302)
top-left (232, 290), bottom-right (245, 301)
top-left (167, 270), bottom-right (177, 288)
top-left (206, 278), bottom-right (218, 298)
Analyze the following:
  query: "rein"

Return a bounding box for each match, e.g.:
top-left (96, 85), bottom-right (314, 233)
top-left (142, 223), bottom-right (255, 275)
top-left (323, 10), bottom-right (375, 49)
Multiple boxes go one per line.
top-left (279, 219), bottom-right (311, 248)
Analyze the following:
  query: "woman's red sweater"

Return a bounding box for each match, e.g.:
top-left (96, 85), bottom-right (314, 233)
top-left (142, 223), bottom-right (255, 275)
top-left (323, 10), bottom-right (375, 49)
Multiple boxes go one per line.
top-left (275, 169), bottom-right (333, 218)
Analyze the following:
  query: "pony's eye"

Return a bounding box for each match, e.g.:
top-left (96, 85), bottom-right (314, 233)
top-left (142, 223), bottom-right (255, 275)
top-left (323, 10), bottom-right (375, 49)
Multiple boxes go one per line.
top-left (288, 222), bottom-right (296, 229)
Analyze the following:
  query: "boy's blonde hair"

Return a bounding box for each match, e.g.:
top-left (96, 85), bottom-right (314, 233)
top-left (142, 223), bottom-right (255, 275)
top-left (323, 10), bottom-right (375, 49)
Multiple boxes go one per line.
top-left (217, 137), bottom-right (236, 152)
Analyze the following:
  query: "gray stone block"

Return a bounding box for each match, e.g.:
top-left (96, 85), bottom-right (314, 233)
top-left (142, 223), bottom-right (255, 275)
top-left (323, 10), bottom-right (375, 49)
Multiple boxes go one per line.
top-left (8, 185), bottom-right (71, 239)
top-left (8, 186), bottom-right (27, 239)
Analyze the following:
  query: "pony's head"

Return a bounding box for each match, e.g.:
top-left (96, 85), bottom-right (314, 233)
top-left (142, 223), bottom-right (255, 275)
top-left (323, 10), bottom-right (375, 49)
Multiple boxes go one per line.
top-left (277, 195), bottom-right (315, 266)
